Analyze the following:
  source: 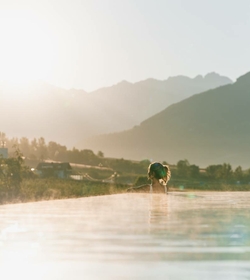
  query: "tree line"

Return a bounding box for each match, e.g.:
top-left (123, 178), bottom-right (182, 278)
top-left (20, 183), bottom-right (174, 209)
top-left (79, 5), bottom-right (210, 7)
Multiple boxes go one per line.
top-left (172, 159), bottom-right (249, 184)
top-left (1, 134), bottom-right (250, 183)
top-left (1, 135), bottom-right (149, 174)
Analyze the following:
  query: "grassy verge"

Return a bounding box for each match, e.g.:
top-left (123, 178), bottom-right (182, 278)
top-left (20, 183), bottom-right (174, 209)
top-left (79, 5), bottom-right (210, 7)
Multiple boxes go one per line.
top-left (169, 182), bottom-right (250, 191)
top-left (1, 178), bottom-right (250, 205)
top-left (0, 178), bottom-right (129, 205)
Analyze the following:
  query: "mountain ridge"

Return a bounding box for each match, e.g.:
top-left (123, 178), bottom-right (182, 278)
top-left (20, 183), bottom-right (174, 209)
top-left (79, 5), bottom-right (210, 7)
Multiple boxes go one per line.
top-left (79, 72), bottom-right (250, 167)
top-left (0, 72), bottom-right (232, 148)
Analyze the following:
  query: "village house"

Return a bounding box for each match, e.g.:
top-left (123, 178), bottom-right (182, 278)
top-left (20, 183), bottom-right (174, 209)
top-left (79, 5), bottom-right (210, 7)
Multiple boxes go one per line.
top-left (36, 162), bottom-right (72, 179)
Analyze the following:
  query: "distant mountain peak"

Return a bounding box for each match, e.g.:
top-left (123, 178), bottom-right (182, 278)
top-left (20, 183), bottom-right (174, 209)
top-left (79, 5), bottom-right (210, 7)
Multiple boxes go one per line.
top-left (204, 72), bottom-right (220, 78)
top-left (194, 75), bottom-right (203, 80)
top-left (167, 75), bottom-right (191, 81)
top-left (116, 80), bottom-right (132, 86)
top-left (67, 88), bottom-right (88, 94)
top-left (204, 72), bottom-right (233, 83)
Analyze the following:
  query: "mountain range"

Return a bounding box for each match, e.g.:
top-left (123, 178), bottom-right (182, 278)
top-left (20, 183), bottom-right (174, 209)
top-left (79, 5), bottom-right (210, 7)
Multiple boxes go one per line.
top-left (0, 72), bottom-right (231, 148)
top-left (79, 72), bottom-right (250, 168)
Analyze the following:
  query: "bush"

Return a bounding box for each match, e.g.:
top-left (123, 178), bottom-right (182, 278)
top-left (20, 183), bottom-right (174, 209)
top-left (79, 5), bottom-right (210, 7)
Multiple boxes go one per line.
top-left (134, 176), bottom-right (150, 186)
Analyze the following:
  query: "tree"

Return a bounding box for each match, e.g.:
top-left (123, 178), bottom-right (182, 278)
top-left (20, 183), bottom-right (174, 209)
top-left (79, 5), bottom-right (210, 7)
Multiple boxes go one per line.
top-left (0, 132), bottom-right (6, 146)
top-left (139, 159), bottom-right (151, 170)
top-left (19, 137), bottom-right (30, 157)
top-left (206, 164), bottom-right (222, 180)
top-left (177, 159), bottom-right (190, 178)
top-left (54, 144), bottom-right (67, 161)
top-left (217, 163), bottom-right (233, 182)
top-left (37, 137), bottom-right (47, 160)
top-left (134, 176), bottom-right (149, 186)
top-left (206, 163), bottom-right (232, 182)
top-left (0, 146), bottom-right (29, 196)
top-left (245, 169), bottom-right (250, 183)
top-left (80, 149), bottom-right (97, 165)
top-left (48, 141), bottom-right (60, 159)
top-left (97, 151), bottom-right (104, 158)
top-left (188, 164), bottom-right (200, 179)
top-left (234, 166), bottom-right (243, 182)
top-left (30, 138), bottom-right (38, 159)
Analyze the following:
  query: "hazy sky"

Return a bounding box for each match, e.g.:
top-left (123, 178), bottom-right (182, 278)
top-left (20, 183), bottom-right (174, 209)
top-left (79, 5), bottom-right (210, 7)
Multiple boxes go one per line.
top-left (0, 0), bottom-right (249, 91)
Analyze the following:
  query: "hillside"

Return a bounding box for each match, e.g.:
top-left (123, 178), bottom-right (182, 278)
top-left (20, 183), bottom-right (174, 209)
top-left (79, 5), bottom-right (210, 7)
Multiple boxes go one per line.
top-left (0, 73), bottom-right (231, 147)
top-left (79, 72), bottom-right (250, 168)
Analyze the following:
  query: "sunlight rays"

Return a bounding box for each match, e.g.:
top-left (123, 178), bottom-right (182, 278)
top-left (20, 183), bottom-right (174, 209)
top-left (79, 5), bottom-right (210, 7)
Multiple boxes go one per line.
top-left (0, 9), bottom-right (57, 85)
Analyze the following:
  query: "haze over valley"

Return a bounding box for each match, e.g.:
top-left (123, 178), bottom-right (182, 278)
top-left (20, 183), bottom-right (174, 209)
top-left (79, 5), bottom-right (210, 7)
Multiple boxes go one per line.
top-left (0, 72), bottom-right (231, 148)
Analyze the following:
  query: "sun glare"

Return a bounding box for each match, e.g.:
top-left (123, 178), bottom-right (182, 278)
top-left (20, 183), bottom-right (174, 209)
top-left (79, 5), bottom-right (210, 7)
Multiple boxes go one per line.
top-left (0, 9), bottom-right (57, 85)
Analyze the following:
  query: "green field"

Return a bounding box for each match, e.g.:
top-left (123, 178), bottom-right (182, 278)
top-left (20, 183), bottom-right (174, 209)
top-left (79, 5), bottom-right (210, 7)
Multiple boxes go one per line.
top-left (1, 176), bottom-right (250, 205)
